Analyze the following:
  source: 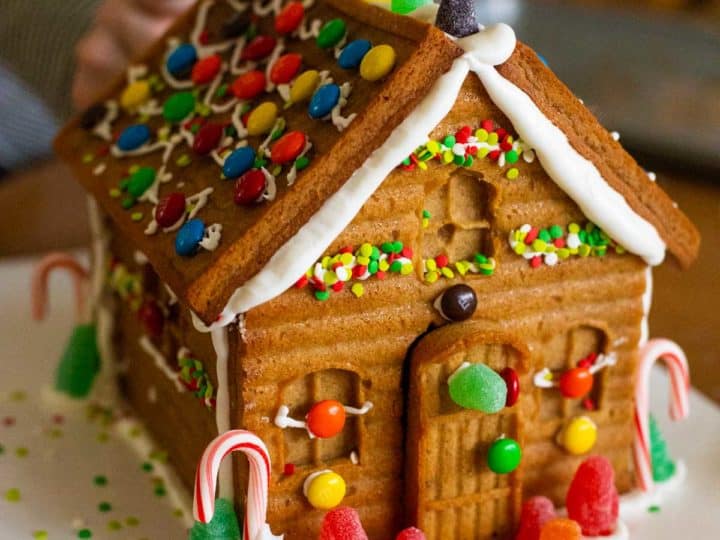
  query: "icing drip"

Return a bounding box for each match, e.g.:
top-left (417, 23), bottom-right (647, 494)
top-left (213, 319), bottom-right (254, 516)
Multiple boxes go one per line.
top-left (330, 82), bottom-right (356, 131)
top-left (192, 0), bottom-right (240, 56)
top-left (92, 101), bottom-right (119, 141)
top-left (200, 223), bottom-right (223, 251)
top-left (138, 335), bottom-right (187, 392)
top-left (145, 187), bottom-right (215, 235)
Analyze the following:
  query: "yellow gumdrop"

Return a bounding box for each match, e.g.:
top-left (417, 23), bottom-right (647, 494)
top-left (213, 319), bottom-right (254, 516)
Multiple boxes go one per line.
top-left (289, 70), bottom-right (320, 104)
top-left (304, 470), bottom-right (346, 510)
top-left (246, 102), bottom-right (278, 136)
top-left (120, 80), bottom-right (151, 109)
top-left (560, 416), bottom-right (597, 455)
top-left (359, 44), bottom-right (396, 82)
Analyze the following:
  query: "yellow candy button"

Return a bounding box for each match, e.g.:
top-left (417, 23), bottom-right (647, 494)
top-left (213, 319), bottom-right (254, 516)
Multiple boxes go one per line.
top-left (303, 470), bottom-right (346, 510)
top-left (120, 80), bottom-right (151, 110)
top-left (246, 102), bottom-right (278, 136)
top-left (289, 70), bottom-right (320, 104)
top-left (559, 416), bottom-right (597, 455)
top-left (359, 44), bottom-right (396, 82)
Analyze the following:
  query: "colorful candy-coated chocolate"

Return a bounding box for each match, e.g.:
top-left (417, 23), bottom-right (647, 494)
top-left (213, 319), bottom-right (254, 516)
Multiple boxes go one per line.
top-left (80, 103), bottom-right (107, 130)
top-left (305, 471), bottom-right (346, 510)
top-left (220, 13), bottom-right (250, 39)
top-left (231, 70), bottom-right (266, 100)
top-left (500, 367), bottom-right (520, 407)
top-left (223, 146), bottom-right (256, 179)
top-left (120, 80), bottom-right (150, 110)
top-left (241, 35), bottom-right (277, 61)
top-left (138, 299), bottom-right (164, 338)
top-left (487, 437), bottom-right (522, 474)
top-left (306, 400), bottom-right (346, 439)
top-left (270, 53), bottom-right (302, 85)
top-left (448, 363), bottom-right (507, 413)
top-left (270, 131), bottom-right (305, 165)
top-left (539, 518), bottom-right (581, 540)
top-left (516, 496), bottom-right (557, 540)
top-left (175, 218), bottom-right (205, 256)
top-left (117, 124), bottom-right (150, 151)
top-left (559, 367), bottom-right (594, 398)
top-left (359, 44), bottom-right (396, 81)
top-left (192, 122), bottom-right (224, 155)
top-left (439, 284), bottom-right (477, 321)
top-left (289, 70), bottom-right (320, 103)
top-left (191, 54), bottom-right (222, 85)
top-left (163, 91), bottom-right (196, 123)
top-left (155, 192), bottom-right (187, 228)
top-left (566, 456), bottom-right (619, 536)
top-left (166, 43), bottom-right (197, 77)
top-left (233, 169), bottom-right (266, 205)
top-left (317, 18), bottom-right (346, 49)
top-left (390, 0), bottom-right (432, 15)
top-left (126, 167), bottom-right (156, 198)
top-left (275, 2), bottom-right (304, 35)
top-left (395, 527), bottom-right (426, 540)
top-left (338, 39), bottom-right (372, 69)
top-left (309, 84), bottom-right (340, 119)
top-left (319, 507), bottom-right (368, 540)
top-left (559, 416), bottom-right (597, 455)
top-left (246, 102), bottom-right (278, 136)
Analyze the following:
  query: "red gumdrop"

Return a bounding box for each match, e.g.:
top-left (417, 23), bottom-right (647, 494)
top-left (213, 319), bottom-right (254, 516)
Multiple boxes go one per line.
top-left (396, 527), bottom-right (426, 540)
top-left (271, 131), bottom-right (305, 164)
top-left (270, 53), bottom-right (302, 85)
top-left (241, 35), bottom-right (277, 61)
top-left (319, 507), bottom-right (368, 540)
top-left (501, 367), bottom-right (520, 407)
top-left (275, 1), bottom-right (304, 34)
top-left (191, 54), bottom-right (222, 85)
top-left (234, 169), bottom-right (266, 205)
top-left (559, 367), bottom-right (594, 399)
top-left (138, 300), bottom-right (164, 338)
top-left (155, 192), bottom-right (186, 228)
top-left (515, 496), bottom-right (556, 540)
top-left (231, 70), bottom-right (266, 100)
top-left (566, 456), bottom-right (619, 536)
top-left (192, 122), bottom-right (224, 155)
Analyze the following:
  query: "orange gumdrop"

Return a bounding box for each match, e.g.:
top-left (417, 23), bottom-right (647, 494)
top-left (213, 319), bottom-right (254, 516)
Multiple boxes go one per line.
top-left (306, 400), bottom-right (346, 438)
top-left (539, 518), bottom-right (582, 540)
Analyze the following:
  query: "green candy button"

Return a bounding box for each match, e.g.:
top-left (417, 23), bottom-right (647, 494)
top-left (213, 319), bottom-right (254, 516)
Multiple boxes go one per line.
top-left (487, 437), bottom-right (522, 474)
top-left (163, 91), bottom-right (196, 123)
top-left (317, 19), bottom-right (346, 49)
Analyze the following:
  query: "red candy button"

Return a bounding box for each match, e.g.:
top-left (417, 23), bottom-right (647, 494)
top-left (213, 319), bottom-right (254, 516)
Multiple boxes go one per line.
top-left (241, 35), bottom-right (277, 61)
top-left (231, 70), bottom-right (266, 100)
top-left (234, 169), bottom-right (266, 205)
top-left (501, 367), bottom-right (520, 407)
top-left (138, 300), bottom-right (164, 338)
top-left (192, 122), bottom-right (223, 155)
top-left (275, 2), bottom-right (304, 34)
top-left (559, 367), bottom-right (594, 399)
top-left (155, 192), bottom-right (186, 228)
top-left (270, 131), bottom-right (305, 164)
top-left (191, 54), bottom-right (222, 85)
top-left (306, 400), bottom-right (346, 439)
top-left (270, 53), bottom-right (302, 85)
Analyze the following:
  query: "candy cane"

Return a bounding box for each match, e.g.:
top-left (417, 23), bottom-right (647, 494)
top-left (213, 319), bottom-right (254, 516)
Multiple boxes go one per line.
top-left (633, 338), bottom-right (690, 492)
top-left (193, 430), bottom-right (274, 539)
top-left (32, 253), bottom-right (90, 323)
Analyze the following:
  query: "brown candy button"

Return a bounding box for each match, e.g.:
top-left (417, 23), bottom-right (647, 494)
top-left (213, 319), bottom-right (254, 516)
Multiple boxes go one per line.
top-left (439, 284), bottom-right (478, 321)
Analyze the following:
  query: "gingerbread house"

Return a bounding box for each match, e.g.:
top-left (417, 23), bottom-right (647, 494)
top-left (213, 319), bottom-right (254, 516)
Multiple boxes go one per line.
top-left (54, 0), bottom-right (699, 538)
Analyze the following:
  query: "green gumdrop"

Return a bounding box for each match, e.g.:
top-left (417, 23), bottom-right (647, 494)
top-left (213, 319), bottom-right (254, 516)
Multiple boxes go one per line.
top-left (189, 499), bottom-right (241, 540)
top-left (55, 324), bottom-right (101, 398)
top-left (126, 167), bottom-right (156, 197)
top-left (391, 0), bottom-right (432, 14)
top-left (448, 363), bottom-right (507, 413)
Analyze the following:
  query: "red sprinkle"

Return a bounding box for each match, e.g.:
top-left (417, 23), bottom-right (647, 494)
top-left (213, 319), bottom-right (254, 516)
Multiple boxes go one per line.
top-left (191, 54), bottom-right (222, 85)
top-left (3, 417), bottom-right (15, 427)
top-left (530, 256), bottom-right (542, 268)
top-left (554, 237), bottom-right (566, 248)
top-left (352, 265), bottom-right (367, 278)
top-left (199, 30), bottom-right (210, 45)
top-left (488, 149), bottom-right (501, 161)
top-left (275, 2), bottom-right (305, 35)
top-left (339, 246), bottom-right (354, 254)
top-left (192, 122), bottom-right (223, 155)
top-left (582, 398), bottom-right (596, 411)
top-left (231, 70), bottom-right (266, 100)
top-left (331, 281), bottom-right (344, 292)
top-left (138, 300), bottom-right (164, 338)
top-left (376, 271), bottom-right (386, 280)
top-left (283, 463), bottom-right (296, 476)
top-left (401, 246), bottom-right (413, 259)
top-left (241, 35), bottom-right (277, 61)
top-left (295, 276), bottom-right (308, 288)
top-left (270, 53), bottom-right (302, 84)
top-left (234, 169), bottom-right (266, 205)
top-left (481, 119), bottom-right (494, 132)
top-left (435, 254), bottom-right (449, 268)
top-left (455, 125), bottom-right (471, 144)
top-left (524, 227), bottom-right (539, 244)
top-left (270, 131), bottom-right (306, 164)
top-left (155, 192), bottom-right (187, 228)
top-left (52, 415), bottom-right (64, 424)
top-left (496, 128), bottom-right (508, 139)
top-left (501, 367), bottom-right (520, 407)
top-left (500, 140), bottom-right (513, 152)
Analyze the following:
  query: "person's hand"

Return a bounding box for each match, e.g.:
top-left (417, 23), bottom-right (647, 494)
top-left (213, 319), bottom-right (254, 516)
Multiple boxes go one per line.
top-left (73, 0), bottom-right (194, 110)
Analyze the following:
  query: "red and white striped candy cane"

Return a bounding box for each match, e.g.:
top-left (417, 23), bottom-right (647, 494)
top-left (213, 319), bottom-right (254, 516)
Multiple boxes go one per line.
top-left (633, 338), bottom-right (690, 492)
top-left (32, 253), bottom-right (90, 323)
top-left (194, 430), bottom-right (271, 539)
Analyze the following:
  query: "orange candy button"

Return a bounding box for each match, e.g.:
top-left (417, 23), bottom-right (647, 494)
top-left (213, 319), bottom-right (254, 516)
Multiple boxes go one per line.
top-left (539, 518), bottom-right (582, 540)
top-left (306, 400), bottom-right (346, 438)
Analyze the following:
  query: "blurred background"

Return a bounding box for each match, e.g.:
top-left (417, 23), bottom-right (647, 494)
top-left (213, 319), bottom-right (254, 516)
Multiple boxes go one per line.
top-left (0, 0), bottom-right (718, 400)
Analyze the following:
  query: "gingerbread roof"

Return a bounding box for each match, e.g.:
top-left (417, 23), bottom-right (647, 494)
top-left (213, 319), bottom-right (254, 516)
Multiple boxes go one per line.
top-left (55, 0), bottom-right (699, 325)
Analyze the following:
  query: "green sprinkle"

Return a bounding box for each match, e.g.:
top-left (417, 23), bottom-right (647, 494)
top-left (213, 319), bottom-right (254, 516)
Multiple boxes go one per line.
top-left (176, 154), bottom-right (192, 167)
top-left (154, 486), bottom-right (167, 497)
top-left (15, 447), bottom-right (28, 458)
top-left (107, 520), bottom-right (122, 531)
top-left (648, 505), bottom-right (661, 513)
top-left (0, 444), bottom-right (4, 454)
top-left (97, 431), bottom-right (110, 442)
top-left (120, 197), bottom-right (135, 210)
top-left (295, 156), bottom-right (310, 170)
top-left (125, 517), bottom-right (140, 527)
top-left (94, 475), bottom-right (108, 486)
top-left (77, 530), bottom-right (92, 539)
top-left (130, 212), bottom-right (143, 222)
top-left (391, 241), bottom-right (403, 253)
top-left (549, 224), bottom-right (564, 239)
top-left (464, 155), bottom-right (473, 167)
top-left (4, 488), bottom-right (20, 502)
top-left (11, 390), bottom-right (26, 401)
top-left (141, 462), bottom-right (153, 473)
top-left (453, 154), bottom-right (465, 166)
top-left (381, 242), bottom-right (393, 254)
top-left (314, 290), bottom-right (330, 301)
top-left (505, 149), bottom-right (519, 164)
top-left (216, 84), bottom-right (228, 99)
top-left (538, 229), bottom-right (552, 243)
top-left (422, 209), bottom-right (431, 219)
top-left (32, 531), bottom-right (48, 540)
top-left (390, 260), bottom-right (402, 273)
top-left (442, 135), bottom-right (456, 147)
top-left (173, 508), bottom-right (185, 518)
top-left (99, 501), bottom-right (112, 512)
top-left (82, 153), bottom-right (94, 164)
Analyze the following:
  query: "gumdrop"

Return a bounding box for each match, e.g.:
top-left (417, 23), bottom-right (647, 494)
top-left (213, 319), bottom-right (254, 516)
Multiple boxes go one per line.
top-left (396, 527), bottom-right (426, 540)
top-left (515, 496), bottom-right (556, 540)
top-left (539, 518), bottom-right (581, 540)
top-left (188, 499), bottom-right (241, 540)
top-left (319, 507), bottom-right (368, 540)
top-left (566, 456), bottom-right (619, 536)
top-left (448, 363), bottom-right (507, 413)
top-left (435, 0), bottom-right (479, 38)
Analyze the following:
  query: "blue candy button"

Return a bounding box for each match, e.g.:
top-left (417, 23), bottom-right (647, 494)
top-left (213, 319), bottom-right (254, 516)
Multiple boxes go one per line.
top-left (167, 43), bottom-right (197, 77)
top-left (117, 124), bottom-right (151, 151)
top-left (175, 218), bottom-right (205, 256)
top-left (338, 39), bottom-right (372, 69)
top-left (308, 84), bottom-right (340, 119)
top-left (223, 146), bottom-right (256, 179)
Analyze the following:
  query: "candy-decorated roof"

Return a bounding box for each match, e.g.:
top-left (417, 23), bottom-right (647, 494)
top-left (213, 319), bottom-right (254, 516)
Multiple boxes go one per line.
top-left (56, 0), bottom-right (699, 325)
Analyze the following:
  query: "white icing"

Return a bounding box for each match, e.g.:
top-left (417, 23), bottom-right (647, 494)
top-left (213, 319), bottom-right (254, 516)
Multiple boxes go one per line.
top-left (139, 335), bottom-right (187, 392)
top-left (200, 223), bottom-right (223, 251)
top-left (210, 326), bottom-right (234, 498)
top-left (640, 266), bottom-right (653, 346)
top-left (145, 187), bottom-right (215, 235)
top-left (133, 250), bottom-right (149, 265)
top-left (92, 101), bottom-right (119, 141)
top-left (92, 163), bottom-right (107, 176)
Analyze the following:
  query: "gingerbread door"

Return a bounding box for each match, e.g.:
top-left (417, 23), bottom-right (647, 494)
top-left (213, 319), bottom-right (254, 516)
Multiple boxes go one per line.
top-left (405, 325), bottom-right (530, 540)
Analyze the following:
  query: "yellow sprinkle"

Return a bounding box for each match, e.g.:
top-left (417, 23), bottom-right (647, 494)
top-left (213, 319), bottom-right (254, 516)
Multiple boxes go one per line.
top-left (422, 218), bottom-right (429, 229)
top-left (417, 161), bottom-right (428, 170)
top-left (426, 140), bottom-right (441, 154)
top-left (475, 128), bottom-right (489, 142)
top-left (351, 283), bottom-right (364, 298)
top-left (340, 253), bottom-right (354, 266)
top-left (506, 167), bottom-right (519, 180)
top-left (425, 259), bottom-right (437, 272)
top-left (400, 263), bottom-right (413, 275)
top-left (321, 256), bottom-right (331, 268)
top-left (359, 243), bottom-right (373, 257)
top-left (379, 260), bottom-right (390, 272)
top-left (324, 272), bottom-right (338, 285)
top-left (425, 270), bottom-right (439, 283)
top-left (442, 151), bottom-right (454, 164)
top-left (356, 255), bottom-right (370, 266)
top-left (441, 267), bottom-right (455, 279)
top-left (487, 133), bottom-right (499, 145)
top-left (477, 147), bottom-right (489, 159)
